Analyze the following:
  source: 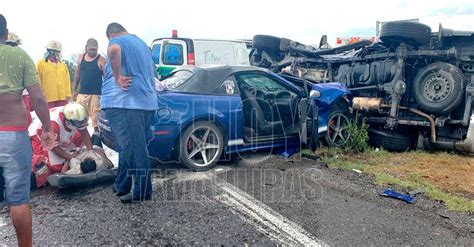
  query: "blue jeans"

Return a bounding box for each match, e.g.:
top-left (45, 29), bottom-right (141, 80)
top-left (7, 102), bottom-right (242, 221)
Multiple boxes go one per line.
top-left (104, 108), bottom-right (155, 199)
top-left (0, 131), bottom-right (32, 206)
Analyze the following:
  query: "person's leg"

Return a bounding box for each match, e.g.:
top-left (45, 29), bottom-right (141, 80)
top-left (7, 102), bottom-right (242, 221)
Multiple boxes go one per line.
top-left (90, 95), bottom-right (101, 134)
top-left (104, 108), bottom-right (133, 194)
top-left (131, 110), bottom-right (154, 199)
top-left (10, 205), bottom-right (32, 247)
top-left (0, 132), bottom-right (33, 247)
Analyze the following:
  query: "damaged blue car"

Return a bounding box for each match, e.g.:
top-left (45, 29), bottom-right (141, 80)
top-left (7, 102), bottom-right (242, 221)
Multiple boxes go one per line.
top-left (99, 65), bottom-right (351, 170)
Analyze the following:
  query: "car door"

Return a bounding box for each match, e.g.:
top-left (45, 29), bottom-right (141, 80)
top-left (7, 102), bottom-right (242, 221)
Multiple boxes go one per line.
top-left (235, 71), bottom-right (309, 141)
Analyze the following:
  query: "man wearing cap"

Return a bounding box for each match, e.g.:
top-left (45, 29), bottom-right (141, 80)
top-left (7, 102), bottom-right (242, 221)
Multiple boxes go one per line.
top-left (0, 14), bottom-right (54, 247)
top-left (72, 38), bottom-right (105, 134)
top-left (37, 40), bottom-right (72, 108)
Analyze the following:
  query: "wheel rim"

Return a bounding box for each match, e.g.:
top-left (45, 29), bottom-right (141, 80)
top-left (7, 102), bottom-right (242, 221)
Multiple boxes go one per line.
top-left (327, 113), bottom-right (350, 146)
top-left (185, 126), bottom-right (220, 167)
top-left (423, 73), bottom-right (453, 102)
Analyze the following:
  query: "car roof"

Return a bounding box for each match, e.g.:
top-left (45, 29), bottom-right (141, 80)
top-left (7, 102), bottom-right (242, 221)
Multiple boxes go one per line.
top-left (177, 65), bottom-right (269, 83)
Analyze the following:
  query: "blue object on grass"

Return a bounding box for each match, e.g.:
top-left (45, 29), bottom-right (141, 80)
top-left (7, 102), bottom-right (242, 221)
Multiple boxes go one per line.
top-left (381, 189), bottom-right (416, 204)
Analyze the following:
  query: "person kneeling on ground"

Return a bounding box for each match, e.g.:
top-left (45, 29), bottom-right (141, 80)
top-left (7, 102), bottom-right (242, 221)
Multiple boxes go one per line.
top-left (29, 102), bottom-right (95, 186)
top-left (63, 145), bottom-right (114, 175)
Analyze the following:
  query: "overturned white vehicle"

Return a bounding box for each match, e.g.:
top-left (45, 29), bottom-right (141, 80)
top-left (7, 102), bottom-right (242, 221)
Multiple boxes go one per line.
top-left (251, 21), bottom-right (474, 152)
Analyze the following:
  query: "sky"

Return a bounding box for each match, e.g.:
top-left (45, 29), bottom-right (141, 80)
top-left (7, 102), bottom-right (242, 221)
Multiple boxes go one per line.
top-left (2, 0), bottom-right (474, 62)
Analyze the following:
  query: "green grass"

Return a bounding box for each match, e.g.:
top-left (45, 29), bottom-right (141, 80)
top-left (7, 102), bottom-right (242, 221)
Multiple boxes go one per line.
top-left (302, 148), bottom-right (474, 212)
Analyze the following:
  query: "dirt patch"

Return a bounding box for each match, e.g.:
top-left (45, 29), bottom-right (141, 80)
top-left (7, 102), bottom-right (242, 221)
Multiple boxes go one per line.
top-left (371, 152), bottom-right (474, 199)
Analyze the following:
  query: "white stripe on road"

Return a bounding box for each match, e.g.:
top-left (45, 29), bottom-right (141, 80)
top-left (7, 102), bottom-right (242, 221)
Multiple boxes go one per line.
top-left (215, 182), bottom-right (326, 246)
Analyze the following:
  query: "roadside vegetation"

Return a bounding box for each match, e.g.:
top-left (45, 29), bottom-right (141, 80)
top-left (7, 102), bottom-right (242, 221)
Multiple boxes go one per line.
top-left (303, 118), bottom-right (474, 212)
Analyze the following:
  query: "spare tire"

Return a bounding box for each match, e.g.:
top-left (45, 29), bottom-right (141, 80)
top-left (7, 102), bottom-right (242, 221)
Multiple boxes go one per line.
top-left (413, 62), bottom-right (465, 115)
top-left (380, 21), bottom-right (431, 46)
top-left (253, 35), bottom-right (281, 52)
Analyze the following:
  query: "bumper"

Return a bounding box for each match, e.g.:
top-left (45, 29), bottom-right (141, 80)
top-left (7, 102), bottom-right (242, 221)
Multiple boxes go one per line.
top-left (98, 111), bottom-right (182, 162)
top-left (457, 114), bottom-right (474, 152)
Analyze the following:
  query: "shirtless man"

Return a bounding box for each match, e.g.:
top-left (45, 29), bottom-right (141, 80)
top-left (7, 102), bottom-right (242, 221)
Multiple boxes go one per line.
top-left (0, 14), bottom-right (54, 247)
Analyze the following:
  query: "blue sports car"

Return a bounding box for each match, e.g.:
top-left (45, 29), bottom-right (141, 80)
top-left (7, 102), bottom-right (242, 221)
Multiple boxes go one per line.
top-left (99, 65), bottom-right (351, 170)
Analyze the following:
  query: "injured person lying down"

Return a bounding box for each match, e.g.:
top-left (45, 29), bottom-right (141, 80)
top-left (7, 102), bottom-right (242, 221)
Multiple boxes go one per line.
top-left (62, 145), bottom-right (114, 175)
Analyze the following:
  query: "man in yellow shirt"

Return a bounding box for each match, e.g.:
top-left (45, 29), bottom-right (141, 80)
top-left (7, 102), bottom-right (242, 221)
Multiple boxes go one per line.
top-left (36, 40), bottom-right (72, 108)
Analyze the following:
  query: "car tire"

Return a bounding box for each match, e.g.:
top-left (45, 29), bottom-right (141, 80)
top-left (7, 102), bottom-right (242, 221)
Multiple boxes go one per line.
top-left (380, 21), bottom-right (431, 46)
top-left (325, 101), bottom-right (351, 148)
top-left (253, 35), bottom-right (282, 52)
top-left (413, 62), bottom-right (465, 115)
top-left (179, 122), bottom-right (224, 171)
top-left (279, 38), bottom-right (292, 52)
top-left (368, 129), bottom-right (415, 152)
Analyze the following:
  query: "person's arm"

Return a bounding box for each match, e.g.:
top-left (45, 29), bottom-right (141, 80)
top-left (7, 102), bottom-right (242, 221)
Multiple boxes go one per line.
top-left (78, 128), bottom-right (93, 151)
top-left (108, 44), bottom-right (131, 90)
top-left (98, 55), bottom-right (106, 77)
top-left (72, 54), bottom-right (83, 98)
top-left (52, 146), bottom-right (75, 161)
top-left (26, 84), bottom-right (54, 149)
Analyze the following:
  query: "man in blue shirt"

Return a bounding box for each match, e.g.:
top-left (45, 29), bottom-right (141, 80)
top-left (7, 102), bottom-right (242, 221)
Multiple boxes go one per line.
top-left (102, 23), bottom-right (158, 203)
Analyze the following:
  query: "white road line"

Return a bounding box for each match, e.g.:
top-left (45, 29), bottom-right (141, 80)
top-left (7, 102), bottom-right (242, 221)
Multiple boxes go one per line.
top-left (149, 169), bottom-right (326, 246)
top-left (216, 182), bottom-right (327, 246)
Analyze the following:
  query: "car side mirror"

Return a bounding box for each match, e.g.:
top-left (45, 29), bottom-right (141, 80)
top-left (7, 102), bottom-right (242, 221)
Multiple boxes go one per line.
top-left (309, 90), bottom-right (321, 98)
top-left (319, 35), bottom-right (328, 48)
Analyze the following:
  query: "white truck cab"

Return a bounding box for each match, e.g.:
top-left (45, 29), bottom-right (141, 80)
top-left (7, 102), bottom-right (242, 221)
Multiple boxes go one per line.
top-left (151, 30), bottom-right (250, 78)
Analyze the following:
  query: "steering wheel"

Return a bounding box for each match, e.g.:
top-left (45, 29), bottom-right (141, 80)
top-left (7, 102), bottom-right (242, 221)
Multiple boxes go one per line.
top-left (248, 87), bottom-right (257, 96)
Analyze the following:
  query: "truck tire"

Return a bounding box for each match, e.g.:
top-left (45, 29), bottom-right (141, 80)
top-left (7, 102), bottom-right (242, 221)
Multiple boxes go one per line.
top-left (413, 62), bottom-right (465, 115)
top-left (368, 129), bottom-right (415, 152)
top-left (380, 21), bottom-right (431, 46)
top-left (253, 35), bottom-right (282, 52)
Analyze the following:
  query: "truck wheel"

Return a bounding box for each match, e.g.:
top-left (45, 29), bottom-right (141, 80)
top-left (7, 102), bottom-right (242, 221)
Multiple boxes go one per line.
top-left (380, 21), bottom-right (431, 46)
top-left (253, 35), bottom-right (282, 52)
top-left (368, 129), bottom-right (415, 152)
top-left (413, 62), bottom-right (465, 115)
top-left (179, 122), bottom-right (224, 171)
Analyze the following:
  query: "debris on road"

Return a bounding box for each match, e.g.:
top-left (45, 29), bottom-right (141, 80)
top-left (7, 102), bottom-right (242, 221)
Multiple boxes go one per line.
top-left (352, 169), bottom-right (362, 173)
top-left (408, 187), bottom-right (426, 196)
top-left (380, 189), bottom-right (416, 204)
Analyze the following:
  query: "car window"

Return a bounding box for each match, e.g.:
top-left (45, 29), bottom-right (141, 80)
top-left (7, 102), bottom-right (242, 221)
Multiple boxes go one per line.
top-left (163, 43), bottom-right (184, 65)
top-left (151, 44), bottom-right (161, 64)
top-left (237, 73), bottom-right (287, 92)
top-left (161, 70), bottom-right (193, 90)
top-left (214, 75), bottom-right (240, 95)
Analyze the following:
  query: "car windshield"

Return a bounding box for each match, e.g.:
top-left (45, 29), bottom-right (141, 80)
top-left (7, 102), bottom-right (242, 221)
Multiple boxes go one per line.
top-left (161, 70), bottom-right (194, 90)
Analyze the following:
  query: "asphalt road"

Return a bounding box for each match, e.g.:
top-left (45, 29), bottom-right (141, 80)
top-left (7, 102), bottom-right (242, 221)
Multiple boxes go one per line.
top-left (1, 153), bottom-right (473, 245)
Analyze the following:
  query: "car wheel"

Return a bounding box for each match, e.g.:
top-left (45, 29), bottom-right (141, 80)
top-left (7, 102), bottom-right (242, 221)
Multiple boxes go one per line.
top-left (380, 21), bottom-right (431, 46)
top-left (179, 122), bottom-right (224, 171)
top-left (325, 103), bottom-right (350, 148)
top-left (368, 129), bottom-right (415, 152)
top-left (253, 35), bottom-right (282, 52)
top-left (413, 62), bottom-right (465, 115)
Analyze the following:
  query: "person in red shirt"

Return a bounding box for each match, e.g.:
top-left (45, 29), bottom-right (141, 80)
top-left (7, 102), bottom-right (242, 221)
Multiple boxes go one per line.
top-left (29, 103), bottom-right (94, 177)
